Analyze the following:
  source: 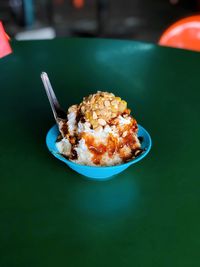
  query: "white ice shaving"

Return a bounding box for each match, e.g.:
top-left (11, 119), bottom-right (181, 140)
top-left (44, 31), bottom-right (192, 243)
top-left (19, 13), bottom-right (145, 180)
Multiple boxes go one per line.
top-left (77, 121), bottom-right (118, 141)
top-left (73, 139), bottom-right (95, 166)
top-left (118, 115), bottom-right (131, 125)
top-left (56, 138), bottom-right (71, 156)
top-left (67, 111), bottom-right (77, 135)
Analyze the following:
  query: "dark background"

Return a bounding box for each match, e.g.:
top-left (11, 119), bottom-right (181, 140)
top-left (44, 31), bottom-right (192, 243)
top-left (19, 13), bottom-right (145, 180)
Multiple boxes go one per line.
top-left (1, 0), bottom-right (200, 42)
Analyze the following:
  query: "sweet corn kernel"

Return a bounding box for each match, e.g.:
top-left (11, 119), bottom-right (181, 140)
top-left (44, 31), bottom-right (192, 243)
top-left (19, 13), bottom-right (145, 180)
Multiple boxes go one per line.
top-left (115, 97), bottom-right (121, 102)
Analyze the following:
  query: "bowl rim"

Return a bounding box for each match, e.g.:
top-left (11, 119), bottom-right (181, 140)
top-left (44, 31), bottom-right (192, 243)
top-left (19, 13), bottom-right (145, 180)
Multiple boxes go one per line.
top-left (46, 124), bottom-right (152, 170)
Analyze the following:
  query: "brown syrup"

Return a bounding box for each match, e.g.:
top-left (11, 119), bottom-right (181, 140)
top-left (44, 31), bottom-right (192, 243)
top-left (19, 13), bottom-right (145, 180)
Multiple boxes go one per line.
top-left (61, 122), bottom-right (68, 136)
top-left (82, 129), bottom-right (140, 165)
top-left (58, 114), bottom-right (142, 165)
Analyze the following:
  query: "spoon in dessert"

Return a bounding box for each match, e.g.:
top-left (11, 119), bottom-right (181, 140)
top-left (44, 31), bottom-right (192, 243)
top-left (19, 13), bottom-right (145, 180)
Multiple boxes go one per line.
top-left (41, 72), bottom-right (67, 137)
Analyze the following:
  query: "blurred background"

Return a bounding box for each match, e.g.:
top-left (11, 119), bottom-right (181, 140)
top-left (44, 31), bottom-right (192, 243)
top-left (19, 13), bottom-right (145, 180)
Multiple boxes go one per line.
top-left (1, 0), bottom-right (200, 42)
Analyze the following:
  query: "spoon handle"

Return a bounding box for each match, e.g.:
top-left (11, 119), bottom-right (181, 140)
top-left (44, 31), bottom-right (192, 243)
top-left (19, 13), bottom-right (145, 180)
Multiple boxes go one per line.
top-left (41, 72), bottom-right (66, 120)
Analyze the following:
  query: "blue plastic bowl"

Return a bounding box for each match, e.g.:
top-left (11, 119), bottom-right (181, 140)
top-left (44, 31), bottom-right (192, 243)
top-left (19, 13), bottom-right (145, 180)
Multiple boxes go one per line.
top-left (46, 124), bottom-right (152, 180)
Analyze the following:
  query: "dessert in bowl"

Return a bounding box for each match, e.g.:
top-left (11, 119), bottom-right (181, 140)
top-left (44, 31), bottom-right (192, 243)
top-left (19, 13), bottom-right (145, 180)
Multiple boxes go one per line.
top-left (46, 91), bottom-right (152, 179)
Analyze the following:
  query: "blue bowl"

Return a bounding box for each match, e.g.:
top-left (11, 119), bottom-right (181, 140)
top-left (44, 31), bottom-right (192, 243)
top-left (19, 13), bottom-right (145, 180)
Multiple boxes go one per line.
top-left (46, 124), bottom-right (152, 180)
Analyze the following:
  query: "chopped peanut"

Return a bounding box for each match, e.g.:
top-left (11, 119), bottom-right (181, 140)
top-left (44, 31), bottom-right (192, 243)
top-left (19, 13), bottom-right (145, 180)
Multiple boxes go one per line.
top-left (70, 91), bottom-right (131, 128)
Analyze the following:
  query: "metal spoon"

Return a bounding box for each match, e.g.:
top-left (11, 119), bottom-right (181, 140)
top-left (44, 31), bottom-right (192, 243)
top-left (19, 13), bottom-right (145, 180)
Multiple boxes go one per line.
top-left (41, 72), bottom-right (67, 137)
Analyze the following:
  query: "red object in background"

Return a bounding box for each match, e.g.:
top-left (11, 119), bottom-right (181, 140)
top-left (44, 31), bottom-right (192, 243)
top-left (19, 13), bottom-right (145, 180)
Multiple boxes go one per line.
top-left (0, 21), bottom-right (12, 58)
top-left (159, 15), bottom-right (200, 52)
top-left (73, 0), bottom-right (84, 9)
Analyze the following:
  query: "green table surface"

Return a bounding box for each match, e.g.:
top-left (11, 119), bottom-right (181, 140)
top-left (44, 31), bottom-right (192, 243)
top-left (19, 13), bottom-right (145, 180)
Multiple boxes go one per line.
top-left (1, 38), bottom-right (200, 267)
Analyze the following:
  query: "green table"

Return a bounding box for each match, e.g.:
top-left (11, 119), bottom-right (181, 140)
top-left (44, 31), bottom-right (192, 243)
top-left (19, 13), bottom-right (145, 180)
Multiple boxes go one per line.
top-left (1, 38), bottom-right (200, 267)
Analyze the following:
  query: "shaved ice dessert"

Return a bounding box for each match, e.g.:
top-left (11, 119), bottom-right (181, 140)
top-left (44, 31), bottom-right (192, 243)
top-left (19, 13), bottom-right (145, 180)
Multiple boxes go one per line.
top-left (56, 91), bottom-right (143, 166)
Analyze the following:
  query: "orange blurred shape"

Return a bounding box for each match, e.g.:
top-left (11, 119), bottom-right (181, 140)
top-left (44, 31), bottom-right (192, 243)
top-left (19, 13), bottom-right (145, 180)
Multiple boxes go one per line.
top-left (0, 21), bottom-right (12, 58)
top-left (159, 15), bottom-right (200, 52)
top-left (73, 0), bottom-right (84, 9)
